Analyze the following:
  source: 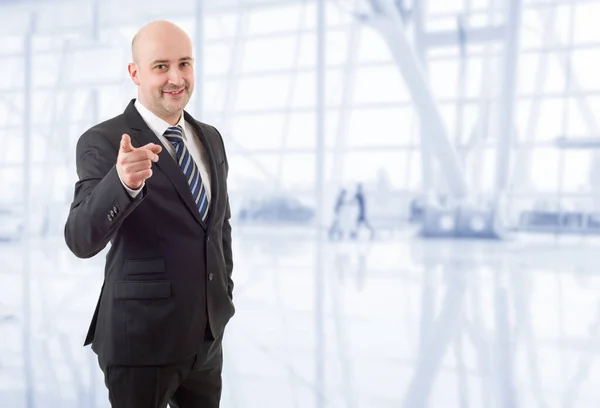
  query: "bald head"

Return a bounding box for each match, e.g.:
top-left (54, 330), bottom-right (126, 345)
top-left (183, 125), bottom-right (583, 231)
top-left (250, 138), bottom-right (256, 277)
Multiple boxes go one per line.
top-left (127, 20), bottom-right (195, 125)
top-left (131, 20), bottom-right (192, 64)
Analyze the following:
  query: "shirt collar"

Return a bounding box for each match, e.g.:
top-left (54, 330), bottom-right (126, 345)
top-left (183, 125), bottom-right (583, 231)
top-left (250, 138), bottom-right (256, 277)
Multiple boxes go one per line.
top-left (134, 99), bottom-right (187, 138)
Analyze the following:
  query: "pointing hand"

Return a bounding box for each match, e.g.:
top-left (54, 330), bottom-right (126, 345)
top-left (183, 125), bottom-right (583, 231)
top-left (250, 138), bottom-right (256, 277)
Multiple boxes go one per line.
top-left (116, 134), bottom-right (162, 190)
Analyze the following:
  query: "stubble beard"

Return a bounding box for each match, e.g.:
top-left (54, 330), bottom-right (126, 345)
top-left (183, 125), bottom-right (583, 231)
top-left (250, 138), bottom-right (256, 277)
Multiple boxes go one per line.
top-left (155, 88), bottom-right (192, 120)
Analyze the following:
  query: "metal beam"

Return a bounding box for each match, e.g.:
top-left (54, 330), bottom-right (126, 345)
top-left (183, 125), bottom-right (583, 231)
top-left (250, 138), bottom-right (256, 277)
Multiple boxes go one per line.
top-left (555, 137), bottom-right (600, 149)
top-left (276, 4), bottom-right (309, 189)
top-left (363, 0), bottom-right (469, 199)
top-left (315, 4), bottom-right (326, 407)
top-left (195, 0), bottom-right (204, 117)
top-left (22, 12), bottom-right (35, 408)
top-left (0, 0), bottom-right (314, 37)
top-left (412, 0), bottom-right (435, 202)
top-left (508, 5), bottom-right (556, 193)
top-left (423, 25), bottom-right (506, 48)
top-left (494, 0), bottom-right (522, 196)
top-left (330, 17), bottom-right (361, 186)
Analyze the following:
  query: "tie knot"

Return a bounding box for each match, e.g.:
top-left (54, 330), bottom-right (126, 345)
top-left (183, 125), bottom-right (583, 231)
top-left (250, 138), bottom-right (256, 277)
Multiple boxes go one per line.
top-left (164, 126), bottom-right (183, 145)
top-left (164, 125), bottom-right (183, 137)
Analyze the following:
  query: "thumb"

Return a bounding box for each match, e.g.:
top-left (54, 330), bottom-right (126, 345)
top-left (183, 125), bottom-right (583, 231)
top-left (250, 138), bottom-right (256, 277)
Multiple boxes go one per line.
top-left (120, 134), bottom-right (134, 153)
top-left (144, 143), bottom-right (163, 154)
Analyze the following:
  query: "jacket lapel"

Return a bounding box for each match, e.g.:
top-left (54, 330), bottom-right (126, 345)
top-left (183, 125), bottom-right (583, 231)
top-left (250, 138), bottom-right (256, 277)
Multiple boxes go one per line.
top-left (124, 100), bottom-right (206, 230)
top-left (185, 112), bottom-right (219, 235)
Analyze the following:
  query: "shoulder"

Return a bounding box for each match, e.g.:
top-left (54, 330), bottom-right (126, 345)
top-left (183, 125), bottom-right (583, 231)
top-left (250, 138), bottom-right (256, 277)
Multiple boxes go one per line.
top-left (191, 119), bottom-right (229, 168)
top-left (191, 119), bottom-right (227, 151)
top-left (85, 114), bottom-right (128, 140)
top-left (195, 120), bottom-right (222, 139)
top-left (76, 113), bottom-right (128, 153)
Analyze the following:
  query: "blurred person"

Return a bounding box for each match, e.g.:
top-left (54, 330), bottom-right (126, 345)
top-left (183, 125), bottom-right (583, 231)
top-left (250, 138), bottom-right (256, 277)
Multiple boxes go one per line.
top-left (329, 188), bottom-right (347, 240)
top-left (350, 182), bottom-right (375, 240)
top-left (64, 20), bottom-right (234, 408)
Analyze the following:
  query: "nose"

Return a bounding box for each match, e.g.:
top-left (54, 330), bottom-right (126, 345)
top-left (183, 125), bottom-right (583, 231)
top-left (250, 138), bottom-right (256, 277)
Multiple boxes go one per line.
top-left (167, 68), bottom-right (182, 85)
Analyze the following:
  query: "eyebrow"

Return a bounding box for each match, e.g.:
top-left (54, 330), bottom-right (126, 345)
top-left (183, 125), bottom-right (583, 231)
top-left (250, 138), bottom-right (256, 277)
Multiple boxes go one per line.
top-left (151, 57), bottom-right (193, 65)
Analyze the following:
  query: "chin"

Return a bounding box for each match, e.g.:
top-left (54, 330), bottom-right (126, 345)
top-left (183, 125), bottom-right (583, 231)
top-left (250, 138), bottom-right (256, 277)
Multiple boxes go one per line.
top-left (171, 100), bottom-right (188, 111)
top-left (177, 97), bottom-right (191, 109)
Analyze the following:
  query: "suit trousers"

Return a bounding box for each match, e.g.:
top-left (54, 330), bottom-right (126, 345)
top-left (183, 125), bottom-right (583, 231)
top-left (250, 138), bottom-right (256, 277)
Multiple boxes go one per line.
top-left (98, 326), bottom-right (223, 408)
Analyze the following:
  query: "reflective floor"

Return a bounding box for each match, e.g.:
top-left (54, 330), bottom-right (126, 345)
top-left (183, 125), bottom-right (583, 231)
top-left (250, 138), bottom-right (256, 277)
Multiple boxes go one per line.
top-left (2, 227), bottom-right (600, 407)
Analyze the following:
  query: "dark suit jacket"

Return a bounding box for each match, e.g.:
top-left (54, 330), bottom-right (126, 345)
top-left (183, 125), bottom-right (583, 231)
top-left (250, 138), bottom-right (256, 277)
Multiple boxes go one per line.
top-left (64, 99), bottom-right (235, 366)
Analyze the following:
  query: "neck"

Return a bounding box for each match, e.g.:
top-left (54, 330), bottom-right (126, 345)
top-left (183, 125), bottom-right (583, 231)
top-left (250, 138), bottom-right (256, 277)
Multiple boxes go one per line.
top-left (164, 112), bottom-right (183, 126)
top-left (138, 98), bottom-right (182, 126)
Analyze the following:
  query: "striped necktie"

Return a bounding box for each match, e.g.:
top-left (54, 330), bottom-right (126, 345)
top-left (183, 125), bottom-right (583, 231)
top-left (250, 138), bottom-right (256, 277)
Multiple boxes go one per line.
top-left (163, 125), bottom-right (209, 225)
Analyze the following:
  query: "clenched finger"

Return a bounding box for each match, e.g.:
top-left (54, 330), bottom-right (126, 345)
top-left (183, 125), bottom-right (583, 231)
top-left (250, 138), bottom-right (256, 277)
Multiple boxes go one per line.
top-left (142, 143), bottom-right (163, 155)
top-left (122, 159), bottom-right (153, 173)
top-left (133, 168), bottom-right (153, 179)
top-left (121, 149), bottom-right (158, 164)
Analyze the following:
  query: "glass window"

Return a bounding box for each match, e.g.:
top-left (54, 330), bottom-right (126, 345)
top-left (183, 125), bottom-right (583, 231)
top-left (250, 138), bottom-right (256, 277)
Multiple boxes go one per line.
top-left (573, 3), bottom-right (600, 43)
top-left (570, 48), bottom-right (600, 90)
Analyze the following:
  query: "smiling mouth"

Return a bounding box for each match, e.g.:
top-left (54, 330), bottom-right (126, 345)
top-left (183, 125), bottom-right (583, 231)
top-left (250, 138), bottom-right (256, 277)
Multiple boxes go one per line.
top-left (164, 88), bottom-right (185, 97)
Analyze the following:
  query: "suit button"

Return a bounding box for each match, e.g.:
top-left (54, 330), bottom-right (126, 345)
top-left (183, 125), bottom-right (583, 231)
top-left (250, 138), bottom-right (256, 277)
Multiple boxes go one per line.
top-left (208, 273), bottom-right (214, 281)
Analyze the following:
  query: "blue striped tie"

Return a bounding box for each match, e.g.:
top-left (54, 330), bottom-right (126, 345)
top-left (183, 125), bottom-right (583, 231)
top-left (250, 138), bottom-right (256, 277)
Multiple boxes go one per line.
top-left (163, 126), bottom-right (209, 225)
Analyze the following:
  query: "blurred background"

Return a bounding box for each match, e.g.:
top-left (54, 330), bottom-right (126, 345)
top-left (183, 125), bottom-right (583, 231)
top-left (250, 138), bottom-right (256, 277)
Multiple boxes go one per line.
top-left (1, 0), bottom-right (600, 407)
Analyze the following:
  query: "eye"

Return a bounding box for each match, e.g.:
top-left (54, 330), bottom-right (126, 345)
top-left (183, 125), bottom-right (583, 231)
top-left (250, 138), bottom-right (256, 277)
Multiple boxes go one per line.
top-left (180, 61), bottom-right (190, 68)
top-left (155, 64), bottom-right (167, 70)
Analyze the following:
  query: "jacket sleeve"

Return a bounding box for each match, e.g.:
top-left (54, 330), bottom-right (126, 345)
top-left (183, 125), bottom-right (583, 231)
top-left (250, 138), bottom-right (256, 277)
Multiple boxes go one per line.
top-left (222, 193), bottom-right (234, 299)
top-left (213, 125), bottom-right (234, 299)
top-left (64, 130), bottom-right (146, 259)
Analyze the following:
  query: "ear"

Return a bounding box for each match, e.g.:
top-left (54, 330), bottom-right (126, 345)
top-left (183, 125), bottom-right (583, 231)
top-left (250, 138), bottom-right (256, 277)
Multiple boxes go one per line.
top-left (128, 62), bottom-right (141, 86)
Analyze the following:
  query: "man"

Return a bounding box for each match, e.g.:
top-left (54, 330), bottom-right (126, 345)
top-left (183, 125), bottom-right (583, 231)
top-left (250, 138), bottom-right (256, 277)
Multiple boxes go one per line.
top-left (350, 183), bottom-right (374, 240)
top-left (64, 20), bottom-right (235, 408)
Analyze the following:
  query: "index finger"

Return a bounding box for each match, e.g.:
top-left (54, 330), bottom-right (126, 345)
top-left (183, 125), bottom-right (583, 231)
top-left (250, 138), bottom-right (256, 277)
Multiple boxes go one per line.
top-left (120, 134), bottom-right (134, 152)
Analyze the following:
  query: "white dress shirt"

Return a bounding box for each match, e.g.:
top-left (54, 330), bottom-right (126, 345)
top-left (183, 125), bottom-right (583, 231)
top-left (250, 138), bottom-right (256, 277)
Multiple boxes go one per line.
top-left (118, 100), bottom-right (212, 210)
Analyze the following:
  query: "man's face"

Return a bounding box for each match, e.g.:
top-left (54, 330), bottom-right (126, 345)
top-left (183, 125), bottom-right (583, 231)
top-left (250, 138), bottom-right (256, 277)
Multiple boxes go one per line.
top-left (128, 27), bottom-right (195, 123)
